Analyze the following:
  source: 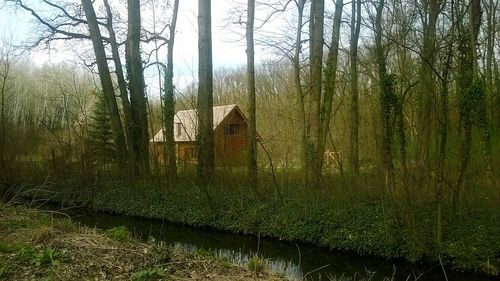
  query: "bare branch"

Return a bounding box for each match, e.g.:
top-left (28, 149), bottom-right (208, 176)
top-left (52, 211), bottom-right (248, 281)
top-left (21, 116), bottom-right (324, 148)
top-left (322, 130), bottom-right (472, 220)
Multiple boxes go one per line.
top-left (14, 0), bottom-right (90, 42)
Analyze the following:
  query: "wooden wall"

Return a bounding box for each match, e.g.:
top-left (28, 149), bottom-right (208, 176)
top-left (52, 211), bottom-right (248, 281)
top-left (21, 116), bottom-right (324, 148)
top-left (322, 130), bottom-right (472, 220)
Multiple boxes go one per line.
top-left (214, 111), bottom-right (248, 166)
top-left (151, 108), bottom-right (250, 167)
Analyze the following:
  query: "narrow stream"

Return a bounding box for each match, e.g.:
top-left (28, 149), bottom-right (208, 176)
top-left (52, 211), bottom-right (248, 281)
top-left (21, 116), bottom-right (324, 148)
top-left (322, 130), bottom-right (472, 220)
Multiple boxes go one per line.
top-left (56, 207), bottom-right (497, 281)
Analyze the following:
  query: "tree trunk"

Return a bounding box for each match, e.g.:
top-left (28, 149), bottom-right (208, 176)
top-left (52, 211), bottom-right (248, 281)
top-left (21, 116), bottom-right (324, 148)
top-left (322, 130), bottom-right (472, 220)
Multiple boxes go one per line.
top-left (197, 0), bottom-right (215, 184)
top-left (164, 0), bottom-right (180, 186)
top-left (484, 0), bottom-right (496, 124)
top-left (292, 0), bottom-right (308, 186)
top-left (495, 60), bottom-right (500, 129)
top-left (126, 0), bottom-right (149, 176)
top-left (246, 0), bottom-right (258, 190)
top-left (319, 0), bottom-right (343, 176)
top-left (307, 0), bottom-right (325, 187)
top-left (0, 52), bottom-right (8, 186)
top-left (454, 0), bottom-right (486, 210)
top-left (416, 0), bottom-right (441, 182)
top-left (349, 0), bottom-right (361, 176)
top-left (436, 2), bottom-right (454, 240)
top-left (469, 0), bottom-right (493, 186)
top-left (436, 51), bottom-right (451, 245)
top-left (81, 0), bottom-right (127, 171)
top-left (102, 0), bottom-right (138, 176)
top-left (374, 0), bottom-right (395, 193)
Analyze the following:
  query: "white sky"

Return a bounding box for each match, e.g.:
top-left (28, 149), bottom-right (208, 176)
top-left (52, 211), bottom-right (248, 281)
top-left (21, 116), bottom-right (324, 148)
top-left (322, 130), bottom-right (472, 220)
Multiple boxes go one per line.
top-left (169, 0), bottom-right (249, 87)
top-left (0, 0), bottom-right (263, 92)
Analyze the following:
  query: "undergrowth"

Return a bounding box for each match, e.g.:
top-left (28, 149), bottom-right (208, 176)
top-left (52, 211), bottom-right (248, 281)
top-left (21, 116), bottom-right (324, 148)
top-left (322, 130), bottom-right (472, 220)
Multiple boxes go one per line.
top-left (16, 177), bottom-right (500, 277)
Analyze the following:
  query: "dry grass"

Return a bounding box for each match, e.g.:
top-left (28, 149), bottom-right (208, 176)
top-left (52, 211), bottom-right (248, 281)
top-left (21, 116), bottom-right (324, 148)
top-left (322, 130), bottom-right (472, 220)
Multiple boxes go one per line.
top-left (0, 204), bottom-right (286, 280)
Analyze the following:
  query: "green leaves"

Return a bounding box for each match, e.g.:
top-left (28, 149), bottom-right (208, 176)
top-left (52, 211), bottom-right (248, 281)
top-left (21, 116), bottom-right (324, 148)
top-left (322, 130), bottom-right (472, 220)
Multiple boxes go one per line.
top-left (105, 226), bottom-right (131, 241)
top-left (32, 248), bottom-right (62, 267)
top-left (130, 268), bottom-right (167, 281)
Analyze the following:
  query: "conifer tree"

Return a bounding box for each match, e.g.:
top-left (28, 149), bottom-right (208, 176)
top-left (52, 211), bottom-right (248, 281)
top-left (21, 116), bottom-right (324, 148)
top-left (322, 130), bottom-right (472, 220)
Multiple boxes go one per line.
top-left (88, 92), bottom-right (116, 166)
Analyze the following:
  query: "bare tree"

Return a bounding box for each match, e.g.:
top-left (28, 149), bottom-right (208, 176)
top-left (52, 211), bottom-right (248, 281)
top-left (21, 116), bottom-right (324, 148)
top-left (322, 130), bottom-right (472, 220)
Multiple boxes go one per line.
top-left (292, 0), bottom-right (308, 185)
top-left (318, 0), bottom-right (343, 177)
top-left (307, 0), bottom-right (325, 187)
top-left (164, 0), bottom-right (180, 185)
top-left (0, 40), bottom-right (15, 189)
top-left (349, 0), bottom-right (362, 177)
top-left (127, 0), bottom-right (149, 176)
top-left (197, 0), bottom-right (215, 184)
top-left (416, 0), bottom-right (445, 185)
top-left (247, 0), bottom-right (258, 189)
top-left (102, 0), bottom-right (138, 176)
top-left (435, 0), bottom-right (455, 243)
top-left (484, 0), bottom-right (499, 126)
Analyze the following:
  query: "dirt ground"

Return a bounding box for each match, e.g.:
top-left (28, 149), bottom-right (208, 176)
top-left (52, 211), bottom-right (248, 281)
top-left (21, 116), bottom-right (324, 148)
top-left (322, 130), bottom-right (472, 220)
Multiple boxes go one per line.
top-left (0, 204), bottom-right (286, 280)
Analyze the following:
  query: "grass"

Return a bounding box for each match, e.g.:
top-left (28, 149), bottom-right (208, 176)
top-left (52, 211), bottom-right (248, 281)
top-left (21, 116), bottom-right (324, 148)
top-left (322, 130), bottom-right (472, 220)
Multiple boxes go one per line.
top-left (0, 257), bottom-right (11, 277)
top-left (0, 203), bottom-right (285, 280)
top-left (248, 255), bottom-right (266, 274)
top-left (9, 164), bottom-right (500, 277)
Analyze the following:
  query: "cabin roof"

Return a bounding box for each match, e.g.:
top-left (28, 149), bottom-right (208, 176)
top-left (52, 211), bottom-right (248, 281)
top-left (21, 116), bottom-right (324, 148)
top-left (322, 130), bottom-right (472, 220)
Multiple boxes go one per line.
top-left (151, 104), bottom-right (244, 143)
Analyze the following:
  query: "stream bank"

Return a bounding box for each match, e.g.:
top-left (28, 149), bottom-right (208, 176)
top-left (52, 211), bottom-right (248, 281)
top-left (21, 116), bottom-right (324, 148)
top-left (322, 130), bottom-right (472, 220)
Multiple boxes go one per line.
top-left (0, 203), bottom-right (285, 280)
top-left (11, 179), bottom-right (500, 279)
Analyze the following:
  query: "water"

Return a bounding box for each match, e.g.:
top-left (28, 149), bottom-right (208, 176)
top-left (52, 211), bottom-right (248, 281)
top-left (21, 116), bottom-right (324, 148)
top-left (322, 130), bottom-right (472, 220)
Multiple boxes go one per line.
top-left (62, 208), bottom-right (495, 281)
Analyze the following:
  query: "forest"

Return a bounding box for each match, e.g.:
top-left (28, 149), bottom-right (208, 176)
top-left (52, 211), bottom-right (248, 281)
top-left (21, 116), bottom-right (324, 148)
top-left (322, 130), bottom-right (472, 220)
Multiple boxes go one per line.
top-left (0, 0), bottom-right (499, 279)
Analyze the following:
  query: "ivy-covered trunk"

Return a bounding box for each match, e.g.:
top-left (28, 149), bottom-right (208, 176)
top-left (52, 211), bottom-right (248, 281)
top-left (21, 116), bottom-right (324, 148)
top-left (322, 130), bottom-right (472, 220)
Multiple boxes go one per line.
top-left (164, 0), bottom-right (179, 186)
top-left (374, 0), bottom-right (395, 194)
top-left (126, 0), bottom-right (149, 176)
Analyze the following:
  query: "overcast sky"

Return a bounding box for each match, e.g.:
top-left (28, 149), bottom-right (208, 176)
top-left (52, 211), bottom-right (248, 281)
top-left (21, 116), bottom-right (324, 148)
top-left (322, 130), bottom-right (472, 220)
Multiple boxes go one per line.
top-left (0, 0), bottom-right (270, 92)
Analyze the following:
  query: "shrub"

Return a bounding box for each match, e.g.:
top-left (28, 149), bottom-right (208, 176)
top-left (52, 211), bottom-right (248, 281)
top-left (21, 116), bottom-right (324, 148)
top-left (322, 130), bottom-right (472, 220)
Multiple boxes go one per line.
top-left (105, 226), bottom-right (130, 241)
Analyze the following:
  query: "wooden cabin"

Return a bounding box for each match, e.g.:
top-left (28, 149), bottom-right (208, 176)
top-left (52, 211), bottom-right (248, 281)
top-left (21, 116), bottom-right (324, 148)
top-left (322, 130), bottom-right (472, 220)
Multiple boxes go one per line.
top-left (151, 104), bottom-right (253, 166)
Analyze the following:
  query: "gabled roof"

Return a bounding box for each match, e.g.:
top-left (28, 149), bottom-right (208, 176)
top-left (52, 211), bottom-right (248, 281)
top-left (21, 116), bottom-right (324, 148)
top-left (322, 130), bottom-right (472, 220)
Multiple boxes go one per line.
top-left (151, 104), bottom-right (244, 143)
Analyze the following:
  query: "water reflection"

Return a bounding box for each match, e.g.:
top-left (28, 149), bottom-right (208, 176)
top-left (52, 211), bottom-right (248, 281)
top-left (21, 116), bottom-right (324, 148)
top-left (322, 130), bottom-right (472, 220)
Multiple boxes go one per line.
top-left (68, 209), bottom-right (492, 281)
top-left (169, 242), bottom-right (304, 280)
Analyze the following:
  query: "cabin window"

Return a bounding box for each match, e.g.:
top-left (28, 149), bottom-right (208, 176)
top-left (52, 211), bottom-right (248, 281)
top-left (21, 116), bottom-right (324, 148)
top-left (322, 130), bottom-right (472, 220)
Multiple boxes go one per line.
top-left (224, 123), bottom-right (240, 135)
top-left (176, 123), bottom-right (182, 137)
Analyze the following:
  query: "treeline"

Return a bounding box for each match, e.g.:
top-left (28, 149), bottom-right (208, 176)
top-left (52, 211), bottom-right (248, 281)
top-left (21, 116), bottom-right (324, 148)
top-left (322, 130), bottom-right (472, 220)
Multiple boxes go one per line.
top-left (0, 60), bottom-right (95, 179)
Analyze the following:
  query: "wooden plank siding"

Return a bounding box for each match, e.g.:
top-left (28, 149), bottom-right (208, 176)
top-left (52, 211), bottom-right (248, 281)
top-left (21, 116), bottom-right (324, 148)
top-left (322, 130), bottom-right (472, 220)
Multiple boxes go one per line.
top-left (214, 111), bottom-right (248, 166)
top-left (150, 105), bottom-right (251, 167)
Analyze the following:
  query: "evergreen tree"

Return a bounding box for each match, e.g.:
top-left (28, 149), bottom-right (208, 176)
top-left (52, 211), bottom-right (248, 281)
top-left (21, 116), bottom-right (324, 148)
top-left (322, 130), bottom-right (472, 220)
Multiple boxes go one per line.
top-left (88, 92), bottom-right (116, 166)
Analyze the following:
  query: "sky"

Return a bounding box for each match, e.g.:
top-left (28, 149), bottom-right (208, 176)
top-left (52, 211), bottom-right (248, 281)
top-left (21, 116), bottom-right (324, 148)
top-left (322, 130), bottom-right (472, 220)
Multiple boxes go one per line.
top-left (0, 0), bottom-right (263, 92)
